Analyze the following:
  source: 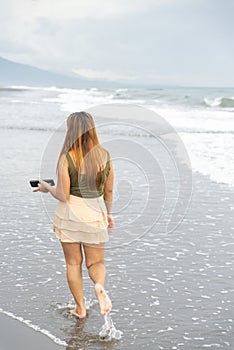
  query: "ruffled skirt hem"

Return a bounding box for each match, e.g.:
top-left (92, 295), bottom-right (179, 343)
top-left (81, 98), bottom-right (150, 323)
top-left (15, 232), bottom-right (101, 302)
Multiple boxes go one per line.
top-left (52, 194), bottom-right (109, 244)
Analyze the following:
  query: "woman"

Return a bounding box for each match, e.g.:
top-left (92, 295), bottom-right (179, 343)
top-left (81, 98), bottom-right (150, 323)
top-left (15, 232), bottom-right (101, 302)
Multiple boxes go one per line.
top-left (33, 111), bottom-right (114, 319)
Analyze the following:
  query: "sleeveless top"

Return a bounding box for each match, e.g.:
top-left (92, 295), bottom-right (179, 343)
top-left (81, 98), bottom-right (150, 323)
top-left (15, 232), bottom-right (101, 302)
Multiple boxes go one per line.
top-left (66, 153), bottom-right (110, 198)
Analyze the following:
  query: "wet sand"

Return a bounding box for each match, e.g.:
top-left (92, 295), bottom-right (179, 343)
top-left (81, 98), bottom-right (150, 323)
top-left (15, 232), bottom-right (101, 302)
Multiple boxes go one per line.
top-left (0, 313), bottom-right (62, 350)
top-left (1, 164), bottom-right (233, 349)
top-left (0, 99), bottom-right (233, 349)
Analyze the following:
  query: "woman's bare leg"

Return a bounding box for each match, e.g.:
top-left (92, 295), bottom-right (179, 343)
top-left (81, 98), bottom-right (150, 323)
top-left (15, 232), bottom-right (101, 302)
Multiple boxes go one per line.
top-left (61, 242), bottom-right (86, 318)
top-left (83, 244), bottom-right (112, 315)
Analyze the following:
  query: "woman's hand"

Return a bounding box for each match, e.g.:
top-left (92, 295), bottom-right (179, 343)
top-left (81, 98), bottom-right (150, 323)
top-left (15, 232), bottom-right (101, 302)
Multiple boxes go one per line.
top-left (107, 214), bottom-right (115, 232)
top-left (33, 179), bottom-right (49, 193)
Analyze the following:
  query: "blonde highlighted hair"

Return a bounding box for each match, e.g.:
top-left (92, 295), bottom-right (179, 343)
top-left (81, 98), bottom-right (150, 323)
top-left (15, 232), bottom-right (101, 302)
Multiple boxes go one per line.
top-left (57, 111), bottom-right (110, 189)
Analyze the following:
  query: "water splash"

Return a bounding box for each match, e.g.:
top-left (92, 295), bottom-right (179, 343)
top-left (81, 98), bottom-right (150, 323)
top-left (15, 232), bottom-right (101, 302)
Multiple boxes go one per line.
top-left (84, 296), bottom-right (96, 310)
top-left (55, 296), bottom-right (96, 312)
top-left (99, 313), bottom-right (123, 341)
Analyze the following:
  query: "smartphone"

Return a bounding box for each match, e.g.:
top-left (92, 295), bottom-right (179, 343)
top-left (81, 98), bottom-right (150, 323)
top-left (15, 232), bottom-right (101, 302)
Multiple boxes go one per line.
top-left (30, 179), bottom-right (55, 187)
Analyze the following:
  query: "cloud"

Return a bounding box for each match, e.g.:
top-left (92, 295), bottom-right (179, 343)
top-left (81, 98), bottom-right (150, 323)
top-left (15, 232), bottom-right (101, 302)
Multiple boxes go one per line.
top-left (73, 68), bottom-right (137, 81)
top-left (2, 0), bottom-right (157, 20)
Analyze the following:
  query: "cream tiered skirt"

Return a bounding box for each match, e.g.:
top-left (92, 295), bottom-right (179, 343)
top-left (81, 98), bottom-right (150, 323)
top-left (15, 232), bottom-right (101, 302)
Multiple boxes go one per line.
top-left (53, 194), bottom-right (109, 244)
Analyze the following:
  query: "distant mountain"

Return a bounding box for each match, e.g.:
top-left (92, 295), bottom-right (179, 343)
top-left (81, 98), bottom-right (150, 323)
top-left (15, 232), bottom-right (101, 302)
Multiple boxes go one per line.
top-left (0, 56), bottom-right (122, 88)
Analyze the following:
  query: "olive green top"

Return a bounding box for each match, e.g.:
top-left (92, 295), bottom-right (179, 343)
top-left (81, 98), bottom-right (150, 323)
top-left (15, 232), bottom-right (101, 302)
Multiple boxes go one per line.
top-left (66, 153), bottom-right (110, 198)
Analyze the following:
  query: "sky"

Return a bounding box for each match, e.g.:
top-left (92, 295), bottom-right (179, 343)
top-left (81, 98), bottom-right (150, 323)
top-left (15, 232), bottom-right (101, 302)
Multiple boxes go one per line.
top-left (0, 0), bottom-right (234, 87)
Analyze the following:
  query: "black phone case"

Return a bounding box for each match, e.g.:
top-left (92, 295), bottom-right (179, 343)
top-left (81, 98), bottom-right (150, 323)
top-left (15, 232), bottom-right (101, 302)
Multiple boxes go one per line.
top-left (30, 179), bottom-right (55, 187)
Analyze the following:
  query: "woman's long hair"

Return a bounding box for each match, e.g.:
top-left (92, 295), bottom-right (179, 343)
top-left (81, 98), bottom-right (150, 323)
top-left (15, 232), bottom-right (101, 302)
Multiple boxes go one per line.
top-left (57, 111), bottom-right (109, 189)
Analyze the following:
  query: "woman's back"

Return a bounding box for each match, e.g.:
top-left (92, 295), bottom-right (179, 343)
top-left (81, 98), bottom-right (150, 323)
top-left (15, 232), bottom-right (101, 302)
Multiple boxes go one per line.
top-left (66, 151), bottom-right (110, 198)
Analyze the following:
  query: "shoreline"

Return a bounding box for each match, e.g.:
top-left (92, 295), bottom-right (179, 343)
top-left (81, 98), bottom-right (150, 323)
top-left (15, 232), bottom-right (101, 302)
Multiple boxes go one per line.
top-left (0, 87), bottom-right (27, 91)
top-left (0, 311), bottom-right (65, 350)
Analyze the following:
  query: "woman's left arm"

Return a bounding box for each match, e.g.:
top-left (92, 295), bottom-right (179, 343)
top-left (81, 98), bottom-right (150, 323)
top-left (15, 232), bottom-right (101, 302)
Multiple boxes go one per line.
top-left (33, 155), bottom-right (70, 202)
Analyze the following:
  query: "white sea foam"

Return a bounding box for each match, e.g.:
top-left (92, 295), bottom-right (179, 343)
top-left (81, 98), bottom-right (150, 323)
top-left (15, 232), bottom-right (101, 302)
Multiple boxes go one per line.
top-left (151, 106), bottom-right (234, 134)
top-left (43, 88), bottom-right (114, 111)
top-left (178, 132), bottom-right (234, 186)
top-left (152, 107), bottom-right (234, 187)
top-left (43, 87), bottom-right (145, 112)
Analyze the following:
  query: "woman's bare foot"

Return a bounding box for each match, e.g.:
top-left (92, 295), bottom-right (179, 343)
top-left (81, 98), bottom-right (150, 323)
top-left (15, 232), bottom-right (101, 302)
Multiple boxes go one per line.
top-left (94, 283), bottom-right (112, 315)
top-left (70, 304), bottom-right (86, 319)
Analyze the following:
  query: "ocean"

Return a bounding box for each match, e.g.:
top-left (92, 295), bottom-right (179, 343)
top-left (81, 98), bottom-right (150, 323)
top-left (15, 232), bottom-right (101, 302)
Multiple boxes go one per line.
top-left (1, 85), bottom-right (234, 186)
top-left (0, 85), bottom-right (233, 349)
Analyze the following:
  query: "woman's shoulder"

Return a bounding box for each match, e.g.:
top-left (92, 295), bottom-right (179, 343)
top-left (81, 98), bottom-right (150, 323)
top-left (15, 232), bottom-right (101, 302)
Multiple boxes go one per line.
top-left (101, 148), bottom-right (111, 175)
top-left (100, 147), bottom-right (111, 161)
top-left (56, 153), bottom-right (69, 173)
top-left (61, 153), bottom-right (70, 163)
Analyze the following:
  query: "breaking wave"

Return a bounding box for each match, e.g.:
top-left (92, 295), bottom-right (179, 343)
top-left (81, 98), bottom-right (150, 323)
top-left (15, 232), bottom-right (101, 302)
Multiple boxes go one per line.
top-left (204, 96), bottom-right (234, 108)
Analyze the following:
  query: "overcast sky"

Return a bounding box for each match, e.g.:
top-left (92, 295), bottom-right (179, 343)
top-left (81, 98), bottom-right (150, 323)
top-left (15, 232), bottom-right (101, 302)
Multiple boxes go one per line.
top-left (0, 0), bottom-right (233, 86)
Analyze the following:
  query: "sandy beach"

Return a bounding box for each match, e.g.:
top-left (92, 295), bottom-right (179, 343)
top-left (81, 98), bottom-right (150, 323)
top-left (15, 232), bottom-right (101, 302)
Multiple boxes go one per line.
top-left (0, 313), bottom-right (62, 350)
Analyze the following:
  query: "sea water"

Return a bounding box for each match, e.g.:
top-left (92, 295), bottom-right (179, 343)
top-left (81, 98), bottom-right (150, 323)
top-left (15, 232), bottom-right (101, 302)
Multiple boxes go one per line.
top-left (1, 85), bottom-right (234, 187)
